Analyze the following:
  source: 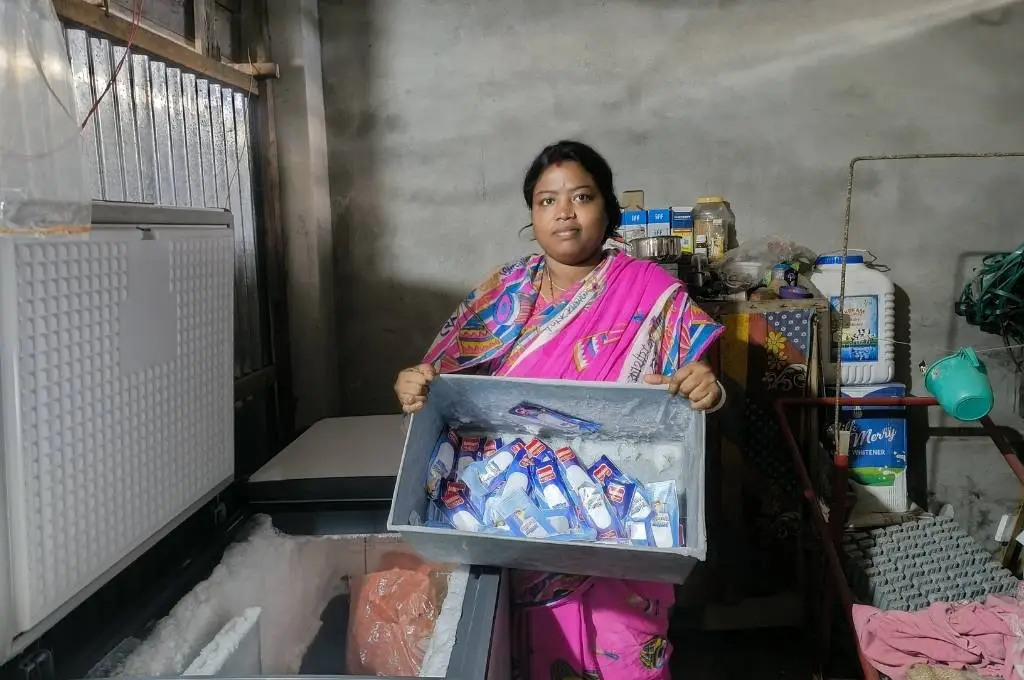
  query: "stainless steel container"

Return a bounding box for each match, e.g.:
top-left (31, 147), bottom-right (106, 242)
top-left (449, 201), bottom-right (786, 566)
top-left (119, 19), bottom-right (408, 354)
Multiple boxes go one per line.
top-left (683, 253), bottom-right (711, 291)
top-left (629, 236), bottom-right (683, 262)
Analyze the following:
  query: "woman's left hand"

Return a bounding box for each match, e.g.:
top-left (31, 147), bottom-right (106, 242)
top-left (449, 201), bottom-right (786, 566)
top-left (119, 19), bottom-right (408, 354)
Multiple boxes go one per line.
top-left (644, 362), bottom-right (721, 411)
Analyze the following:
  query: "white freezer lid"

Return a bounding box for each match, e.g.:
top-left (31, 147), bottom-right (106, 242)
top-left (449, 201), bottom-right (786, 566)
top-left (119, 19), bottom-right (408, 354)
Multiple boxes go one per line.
top-left (249, 415), bottom-right (407, 482)
top-left (0, 204), bottom-right (235, 664)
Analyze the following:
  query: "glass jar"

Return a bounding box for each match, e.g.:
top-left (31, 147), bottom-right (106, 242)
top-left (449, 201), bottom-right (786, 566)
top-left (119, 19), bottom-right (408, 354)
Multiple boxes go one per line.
top-left (693, 196), bottom-right (735, 265)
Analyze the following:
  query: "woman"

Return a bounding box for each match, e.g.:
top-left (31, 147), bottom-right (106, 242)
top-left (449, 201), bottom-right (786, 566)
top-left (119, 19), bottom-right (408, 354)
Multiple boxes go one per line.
top-left (394, 140), bottom-right (725, 679)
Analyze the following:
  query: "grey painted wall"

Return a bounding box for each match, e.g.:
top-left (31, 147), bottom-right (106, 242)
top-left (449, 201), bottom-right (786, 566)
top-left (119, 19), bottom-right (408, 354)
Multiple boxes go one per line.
top-left (313, 0), bottom-right (1024, 539)
top-left (270, 0), bottom-right (340, 429)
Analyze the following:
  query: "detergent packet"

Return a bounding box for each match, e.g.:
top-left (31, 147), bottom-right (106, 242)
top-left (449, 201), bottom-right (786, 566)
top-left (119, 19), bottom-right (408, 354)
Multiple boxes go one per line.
top-left (540, 507), bottom-right (574, 534)
top-left (482, 494), bottom-right (506, 529)
top-left (646, 480), bottom-right (681, 548)
top-left (474, 497), bottom-right (514, 535)
top-left (554, 446), bottom-right (621, 541)
top-left (425, 428), bottom-right (459, 499)
top-left (495, 490), bottom-right (560, 539)
top-left (625, 520), bottom-right (652, 546)
top-left (501, 443), bottom-right (535, 498)
top-left (463, 438), bottom-right (529, 501)
top-left (456, 436), bottom-right (483, 476)
top-left (537, 507), bottom-right (581, 534)
top-left (524, 437), bottom-right (553, 459)
top-left (588, 455), bottom-right (653, 523)
top-left (542, 507), bottom-right (599, 542)
top-left (530, 448), bottom-right (573, 511)
top-left (437, 479), bottom-right (484, 533)
top-left (507, 402), bottom-right (600, 436)
top-left (482, 437), bottom-right (504, 460)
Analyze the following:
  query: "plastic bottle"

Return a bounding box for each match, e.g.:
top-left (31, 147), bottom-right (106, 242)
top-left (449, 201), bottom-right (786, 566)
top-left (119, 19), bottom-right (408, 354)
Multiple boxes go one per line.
top-left (810, 255), bottom-right (895, 385)
top-left (693, 196), bottom-right (735, 264)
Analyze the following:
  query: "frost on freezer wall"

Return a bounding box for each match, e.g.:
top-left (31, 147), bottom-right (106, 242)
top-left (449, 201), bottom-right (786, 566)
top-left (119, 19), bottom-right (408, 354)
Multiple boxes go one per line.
top-left (114, 517), bottom-right (467, 677)
top-left (0, 0), bottom-right (91, 232)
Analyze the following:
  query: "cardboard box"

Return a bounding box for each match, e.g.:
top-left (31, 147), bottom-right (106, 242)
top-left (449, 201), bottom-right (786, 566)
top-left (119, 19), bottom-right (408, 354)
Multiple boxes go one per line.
top-left (620, 189), bottom-right (645, 211)
top-left (388, 374), bottom-right (708, 584)
top-left (670, 206), bottom-right (694, 226)
top-left (828, 382), bottom-right (909, 514)
top-left (619, 209), bottom-right (647, 243)
top-left (646, 208), bottom-right (671, 237)
top-left (674, 231), bottom-right (694, 254)
top-left (670, 209), bottom-right (695, 254)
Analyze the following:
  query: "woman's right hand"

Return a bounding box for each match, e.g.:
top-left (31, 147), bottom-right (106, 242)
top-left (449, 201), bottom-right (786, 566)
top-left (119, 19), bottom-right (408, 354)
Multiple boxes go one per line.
top-left (394, 364), bottom-right (436, 413)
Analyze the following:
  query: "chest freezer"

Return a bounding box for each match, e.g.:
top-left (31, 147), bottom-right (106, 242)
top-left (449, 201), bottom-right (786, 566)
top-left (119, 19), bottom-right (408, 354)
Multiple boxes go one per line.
top-left (1, 202), bottom-right (236, 666)
top-left (0, 203), bottom-right (505, 680)
top-left (3, 470), bottom-right (506, 680)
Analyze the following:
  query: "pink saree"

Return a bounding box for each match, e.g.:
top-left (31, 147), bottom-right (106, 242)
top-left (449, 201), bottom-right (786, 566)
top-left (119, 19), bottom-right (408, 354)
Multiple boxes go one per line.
top-left (423, 250), bottom-right (723, 680)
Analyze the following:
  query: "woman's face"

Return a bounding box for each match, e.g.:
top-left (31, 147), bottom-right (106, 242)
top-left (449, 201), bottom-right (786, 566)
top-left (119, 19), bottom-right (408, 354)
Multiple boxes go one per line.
top-left (530, 161), bottom-right (607, 266)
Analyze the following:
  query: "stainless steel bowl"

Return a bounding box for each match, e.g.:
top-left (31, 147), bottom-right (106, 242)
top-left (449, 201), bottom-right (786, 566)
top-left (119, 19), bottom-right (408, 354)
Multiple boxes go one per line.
top-left (628, 236), bottom-right (682, 263)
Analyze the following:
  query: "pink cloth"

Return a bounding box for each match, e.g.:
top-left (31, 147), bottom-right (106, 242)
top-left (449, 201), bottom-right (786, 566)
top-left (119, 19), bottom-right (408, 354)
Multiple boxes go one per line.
top-left (853, 596), bottom-right (1024, 680)
top-left (423, 251), bottom-right (724, 680)
top-left (512, 573), bottom-right (673, 679)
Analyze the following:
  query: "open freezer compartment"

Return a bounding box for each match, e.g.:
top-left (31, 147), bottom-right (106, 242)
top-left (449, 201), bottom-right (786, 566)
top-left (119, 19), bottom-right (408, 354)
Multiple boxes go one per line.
top-left (389, 374), bottom-right (708, 584)
top-left (59, 411), bottom-right (507, 680)
top-left (4, 498), bottom-right (505, 680)
top-left (109, 515), bottom-right (471, 678)
top-left (0, 410), bottom-right (505, 680)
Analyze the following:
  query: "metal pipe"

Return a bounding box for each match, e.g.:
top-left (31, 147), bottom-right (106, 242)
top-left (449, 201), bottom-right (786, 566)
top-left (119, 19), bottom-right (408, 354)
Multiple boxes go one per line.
top-left (979, 415), bottom-right (1024, 485)
top-left (781, 396), bottom-right (940, 409)
top-left (805, 151), bottom-right (1024, 677)
top-left (834, 153), bottom-right (1024, 439)
top-left (773, 398), bottom-right (878, 680)
top-left (775, 395), bottom-right (1024, 680)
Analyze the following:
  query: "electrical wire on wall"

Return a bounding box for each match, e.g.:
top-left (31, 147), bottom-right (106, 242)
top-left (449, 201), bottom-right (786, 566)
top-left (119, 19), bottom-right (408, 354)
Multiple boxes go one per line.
top-left (220, 49), bottom-right (257, 213)
top-left (4, 0), bottom-right (257, 217)
top-left (0, 0), bottom-right (144, 162)
top-left (77, 0), bottom-right (145, 131)
top-left (835, 152), bottom-right (1024, 448)
top-left (0, 0), bottom-right (145, 232)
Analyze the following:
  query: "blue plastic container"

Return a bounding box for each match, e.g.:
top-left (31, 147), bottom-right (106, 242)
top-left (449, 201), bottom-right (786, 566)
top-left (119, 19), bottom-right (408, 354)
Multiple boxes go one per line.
top-left (923, 347), bottom-right (994, 421)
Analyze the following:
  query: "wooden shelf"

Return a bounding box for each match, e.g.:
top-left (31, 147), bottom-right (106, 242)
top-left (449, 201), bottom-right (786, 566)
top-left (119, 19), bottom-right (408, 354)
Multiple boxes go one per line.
top-left (698, 297), bottom-right (829, 319)
top-left (54, 0), bottom-right (259, 95)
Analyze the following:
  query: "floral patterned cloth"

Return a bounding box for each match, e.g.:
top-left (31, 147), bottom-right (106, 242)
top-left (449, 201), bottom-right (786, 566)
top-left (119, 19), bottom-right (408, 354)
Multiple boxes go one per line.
top-left (717, 308), bottom-right (816, 594)
top-left (423, 249), bottom-right (724, 381)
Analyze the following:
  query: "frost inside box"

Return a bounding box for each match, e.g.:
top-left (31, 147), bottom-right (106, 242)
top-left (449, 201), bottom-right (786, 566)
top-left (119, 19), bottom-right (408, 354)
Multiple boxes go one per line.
top-left (388, 375), bottom-right (707, 584)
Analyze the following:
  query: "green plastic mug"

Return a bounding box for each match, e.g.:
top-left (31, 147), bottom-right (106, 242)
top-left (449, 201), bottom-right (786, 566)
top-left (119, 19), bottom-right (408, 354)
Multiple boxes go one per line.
top-left (923, 347), bottom-right (994, 421)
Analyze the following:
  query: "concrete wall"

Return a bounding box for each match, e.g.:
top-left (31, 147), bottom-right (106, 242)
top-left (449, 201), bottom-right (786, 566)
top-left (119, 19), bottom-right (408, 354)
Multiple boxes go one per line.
top-left (314, 0), bottom-right (1024, 538)
top-left (269, 0), bottom-right (340, 430)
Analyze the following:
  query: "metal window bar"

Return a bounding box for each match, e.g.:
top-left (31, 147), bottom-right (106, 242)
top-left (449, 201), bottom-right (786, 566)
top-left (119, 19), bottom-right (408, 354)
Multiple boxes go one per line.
top-left (775, 396), bottom-right (1024, 680)
top-left (63, 25), bottom-right (266, 379)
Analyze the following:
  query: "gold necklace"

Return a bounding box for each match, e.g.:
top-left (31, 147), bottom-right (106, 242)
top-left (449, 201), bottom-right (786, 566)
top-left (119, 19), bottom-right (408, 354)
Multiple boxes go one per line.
top-left (545, 269), bottom-right (566, 298)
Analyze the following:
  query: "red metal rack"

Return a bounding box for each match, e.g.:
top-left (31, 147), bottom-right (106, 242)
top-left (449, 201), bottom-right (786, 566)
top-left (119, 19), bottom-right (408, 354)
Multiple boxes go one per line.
top-left (775, 395), bottom-right (1024, 680)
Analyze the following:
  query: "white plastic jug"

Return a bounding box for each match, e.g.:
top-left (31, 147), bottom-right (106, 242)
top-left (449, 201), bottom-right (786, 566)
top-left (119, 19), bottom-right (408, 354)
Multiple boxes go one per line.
top-left (810, 255), bottom-right (895, 385)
